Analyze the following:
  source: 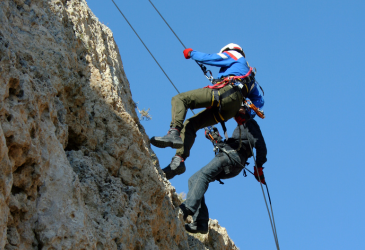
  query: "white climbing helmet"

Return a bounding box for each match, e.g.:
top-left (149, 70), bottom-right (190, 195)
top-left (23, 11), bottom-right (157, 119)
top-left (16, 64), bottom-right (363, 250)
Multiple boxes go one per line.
top-left (219, 43), bottom-right (245, 57)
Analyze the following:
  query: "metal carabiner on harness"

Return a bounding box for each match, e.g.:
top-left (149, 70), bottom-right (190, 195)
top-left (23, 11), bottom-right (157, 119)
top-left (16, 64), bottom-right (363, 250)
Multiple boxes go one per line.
top-left (198, 63), bottom-right (213, 82)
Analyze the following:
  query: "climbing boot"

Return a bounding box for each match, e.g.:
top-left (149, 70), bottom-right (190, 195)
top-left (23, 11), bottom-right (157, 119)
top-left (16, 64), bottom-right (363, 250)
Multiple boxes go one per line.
top-left (185, 221), bottom-right (209, 234)
top-left (162, 155), bottom-right (186, 180)
top-left (179, 203), bottom-right (193, 221)
top-left (150, 128), bottom-right (183, 149)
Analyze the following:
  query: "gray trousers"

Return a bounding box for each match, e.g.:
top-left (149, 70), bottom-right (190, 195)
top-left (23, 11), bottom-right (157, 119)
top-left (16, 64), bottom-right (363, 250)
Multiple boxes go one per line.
top-left (183, 146), bottom-right (246, 223)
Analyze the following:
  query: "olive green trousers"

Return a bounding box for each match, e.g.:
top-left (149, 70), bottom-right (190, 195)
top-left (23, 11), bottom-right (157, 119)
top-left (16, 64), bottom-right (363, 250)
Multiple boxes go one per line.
top-left (170, 85), bottom-right (243, 159)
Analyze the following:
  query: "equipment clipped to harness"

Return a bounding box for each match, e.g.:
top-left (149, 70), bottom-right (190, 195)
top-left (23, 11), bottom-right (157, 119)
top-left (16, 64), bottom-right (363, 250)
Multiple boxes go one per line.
top-left (244, 99), bottom-right (265, 119)
top-left (204, 126), bottom-right (223, 154)
top-left (204, 126), bottom-right (222, 144)
top-left (198, 63), bottom-right (213, 82)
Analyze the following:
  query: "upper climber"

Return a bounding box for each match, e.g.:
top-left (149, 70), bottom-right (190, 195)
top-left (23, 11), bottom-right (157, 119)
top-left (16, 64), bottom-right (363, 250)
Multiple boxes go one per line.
top-left (150, 43), bottom-right (264, 180)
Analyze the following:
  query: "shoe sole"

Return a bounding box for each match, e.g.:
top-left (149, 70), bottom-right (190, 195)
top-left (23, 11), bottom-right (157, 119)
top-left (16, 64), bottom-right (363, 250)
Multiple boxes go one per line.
top-left (164, 166), bottom-right (186, 180)
top-left (186, 229), bottom-right (208, 234)
top-left (150, 137), bottom-right (183, 149)
top-left (185, 225), bottom-right (208, 234)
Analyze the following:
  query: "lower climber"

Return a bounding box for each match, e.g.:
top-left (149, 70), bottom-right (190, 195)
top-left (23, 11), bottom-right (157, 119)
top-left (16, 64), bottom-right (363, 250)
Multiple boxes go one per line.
top-left (179, 116), bottom-right (267, 234)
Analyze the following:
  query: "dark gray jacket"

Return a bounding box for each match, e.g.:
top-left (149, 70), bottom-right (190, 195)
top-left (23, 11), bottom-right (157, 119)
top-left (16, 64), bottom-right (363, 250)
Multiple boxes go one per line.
top-left (228, 119), bottom-right (267, 167)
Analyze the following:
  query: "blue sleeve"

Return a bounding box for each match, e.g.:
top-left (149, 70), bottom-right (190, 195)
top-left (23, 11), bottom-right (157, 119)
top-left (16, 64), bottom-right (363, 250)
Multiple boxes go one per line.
top-left (190, 51), bottom-right (235, 67)
top-left (247, 84), bottom-right (264, 118)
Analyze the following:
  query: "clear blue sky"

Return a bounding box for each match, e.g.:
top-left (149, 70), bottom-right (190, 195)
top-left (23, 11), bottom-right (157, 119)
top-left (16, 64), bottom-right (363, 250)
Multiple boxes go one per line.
top-left (86, 0), bottom-right (365, 249)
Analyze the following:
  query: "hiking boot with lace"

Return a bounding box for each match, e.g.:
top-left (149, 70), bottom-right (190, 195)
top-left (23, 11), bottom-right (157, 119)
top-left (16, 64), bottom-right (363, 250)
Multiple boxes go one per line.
top-left (185, 221), bottom-right (209, 234)
top-left (150, 128), bottom-right (183, 149)
top-left (162, 155), bottom-right (186, 180)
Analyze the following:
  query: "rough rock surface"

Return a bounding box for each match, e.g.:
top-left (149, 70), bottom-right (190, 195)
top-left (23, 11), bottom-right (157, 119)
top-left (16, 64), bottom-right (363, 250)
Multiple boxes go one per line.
top-left (0, 0), bottom-right (239, 249)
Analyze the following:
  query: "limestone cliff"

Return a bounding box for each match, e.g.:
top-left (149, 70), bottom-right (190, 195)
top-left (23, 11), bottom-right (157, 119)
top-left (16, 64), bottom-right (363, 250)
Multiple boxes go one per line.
top-left (0, 0), bottom-right (238, 249)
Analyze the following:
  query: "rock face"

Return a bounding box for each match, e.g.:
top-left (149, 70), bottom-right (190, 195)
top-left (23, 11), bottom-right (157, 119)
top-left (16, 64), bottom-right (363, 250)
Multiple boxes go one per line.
top-left (0, 0), bottom-right (238, 249)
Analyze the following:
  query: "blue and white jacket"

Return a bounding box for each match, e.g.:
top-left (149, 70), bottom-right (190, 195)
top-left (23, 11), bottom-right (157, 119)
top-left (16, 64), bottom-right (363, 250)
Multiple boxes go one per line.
top-left (190, 50), bottom-right (264, 118)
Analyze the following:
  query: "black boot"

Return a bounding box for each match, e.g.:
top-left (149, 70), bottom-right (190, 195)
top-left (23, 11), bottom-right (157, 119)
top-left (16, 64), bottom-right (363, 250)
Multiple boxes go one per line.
top-left (179, 203), bottom-right (193, 221)
top-left (162, 155), bottom-right (186, 180)
top-left (185, 221), bottom-right (209, 234)
top-left (150, 128), bottom-right (183, 149)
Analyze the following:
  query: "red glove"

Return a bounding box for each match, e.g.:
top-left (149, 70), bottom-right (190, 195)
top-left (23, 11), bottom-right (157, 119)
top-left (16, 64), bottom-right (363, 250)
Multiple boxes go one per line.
top-left (183, 48), bottom-right (193, 59)
top-left (254, 166), bottom-right (266, 185)
top-left (234, 107), bottom-right (250, 125)
top-left (234, 114), bottom-right (246, 125)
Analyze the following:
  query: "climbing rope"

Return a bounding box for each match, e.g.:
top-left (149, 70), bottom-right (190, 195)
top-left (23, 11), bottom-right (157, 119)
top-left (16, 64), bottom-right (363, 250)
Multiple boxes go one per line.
top-left (148, 0), bottom-right (186, 48)
top-left (110, 0), bottom-right (181, 94)
top-left (148, 0), bottom-right (213, 82)
top-left (245, 125), bottom-right (280, 250)
top-left (110, 0), bottom-right (198, 116)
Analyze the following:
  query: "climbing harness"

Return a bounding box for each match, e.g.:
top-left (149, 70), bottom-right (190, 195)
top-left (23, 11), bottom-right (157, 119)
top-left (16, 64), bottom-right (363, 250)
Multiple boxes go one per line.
top-left (205, 67), bottom-right (253, 90)
top-left (208, 85), bottom-right (239, 140)
top-left (204, 66), bottom-right (258, 139)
